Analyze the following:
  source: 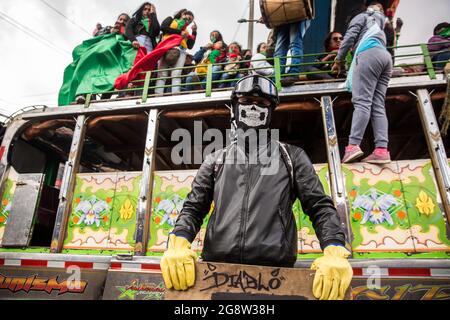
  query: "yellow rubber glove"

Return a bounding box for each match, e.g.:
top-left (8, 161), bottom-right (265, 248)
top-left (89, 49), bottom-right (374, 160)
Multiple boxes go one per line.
top-left (160, 234), bottom-right (197, 291)
top-left (310, 245), bottom-right (353, 300)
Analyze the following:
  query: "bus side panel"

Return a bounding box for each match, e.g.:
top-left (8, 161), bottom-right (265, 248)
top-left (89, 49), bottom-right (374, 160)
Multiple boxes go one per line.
top-left (343, 162), bottom-right (416, 257)
top-left (398, 160), bottom-right (450, 255)
top-left (0, 171), bottom-right (19, 246)
top-left (0, 266), bottom-right (107, 300)
top-left (147, 170), bottom-right (202, 255)
top-left (108, 172), bottom-right (141, 251)
top-left (297, 164), bottom-right (331, 256)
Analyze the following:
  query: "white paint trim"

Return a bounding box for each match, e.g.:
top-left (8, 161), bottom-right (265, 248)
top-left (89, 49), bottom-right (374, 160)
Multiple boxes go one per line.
top-left (430, 269), bottom-right (450, 277)
top-left (4, 259), bottom-right (21, 266)
top-left (92, 262), bottom-right (110, 270)
top-left (330, 0), bottom-right (337, 31)
top-left (47, 261), bottom-right (65, 268)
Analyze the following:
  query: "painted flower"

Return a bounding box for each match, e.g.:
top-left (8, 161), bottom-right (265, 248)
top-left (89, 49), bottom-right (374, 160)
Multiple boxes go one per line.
top-left (120, 199), bottom-right (134, 220)
top-left (415, 191), bottom-right (435, 216)
top-left (397, 211), bottom-right (407, 220)
top-left (393, 190), bottom-right (402, 198)
top-left (75, 196), bottom-right (110, 227)
top-left (353, 189), bottom-right (397, 225)
top-left (0, 202), bottom-right (11, 223)
top-left (157, 195), bottom-right (184, 226)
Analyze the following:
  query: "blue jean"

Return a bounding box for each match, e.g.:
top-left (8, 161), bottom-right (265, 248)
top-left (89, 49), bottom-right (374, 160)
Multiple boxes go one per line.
top-left (432, 51), bottom-right (450, 70)
top-left (275, 20), bottom-right (309, 75)
top-left (185, 65), bottom-right (223, 90)
top-left (185, 72), bottom-right (208, 91)
top-left (218, 72), bottom-right (243, 88)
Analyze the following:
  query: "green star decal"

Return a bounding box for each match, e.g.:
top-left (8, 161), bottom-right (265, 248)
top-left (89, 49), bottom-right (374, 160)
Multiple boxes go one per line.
top-left (116, 286), bottom-right (139, 300)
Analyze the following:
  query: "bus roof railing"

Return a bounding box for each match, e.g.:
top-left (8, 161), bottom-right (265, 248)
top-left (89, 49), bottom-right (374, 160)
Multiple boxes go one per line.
top-left (67, 41), bottom-right (449, 107)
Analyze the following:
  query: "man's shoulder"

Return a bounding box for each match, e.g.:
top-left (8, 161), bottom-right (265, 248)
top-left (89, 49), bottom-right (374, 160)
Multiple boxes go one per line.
top-left (277, 142), bottom-right (315, 168)
top-left (278, 142), bottom-right (304, 157)
top-left (203, 146), bottom-right (230, 165)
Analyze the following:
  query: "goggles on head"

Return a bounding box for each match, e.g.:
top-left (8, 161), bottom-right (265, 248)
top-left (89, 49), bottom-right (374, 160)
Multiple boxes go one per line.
top-left (232, 75), bottom-right (279, 106)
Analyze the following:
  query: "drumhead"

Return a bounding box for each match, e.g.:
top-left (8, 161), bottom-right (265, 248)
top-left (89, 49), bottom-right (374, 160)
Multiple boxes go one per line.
top-left (260, 0), bottom-right (315, 29)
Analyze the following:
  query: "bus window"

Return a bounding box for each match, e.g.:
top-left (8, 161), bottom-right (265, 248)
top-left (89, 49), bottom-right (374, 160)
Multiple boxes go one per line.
top-left (62, 112), bottom-right (148, 253)
top-left (155, 105), bottom-right (328, 170)
top-left (0, 118), bottom-right (75, 247)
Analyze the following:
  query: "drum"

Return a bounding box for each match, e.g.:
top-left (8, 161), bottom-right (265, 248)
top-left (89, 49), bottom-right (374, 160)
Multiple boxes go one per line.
top-left (259, 0), bottom-right (315, 29)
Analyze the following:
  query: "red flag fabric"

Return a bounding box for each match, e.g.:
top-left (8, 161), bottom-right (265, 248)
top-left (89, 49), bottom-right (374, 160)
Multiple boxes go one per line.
top-left (114, 34), bottom-right (184, 90)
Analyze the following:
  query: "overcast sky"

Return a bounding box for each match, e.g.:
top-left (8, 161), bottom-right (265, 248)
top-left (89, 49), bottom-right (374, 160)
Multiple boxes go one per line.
top-left (0, 0), bottom-right (448, 116)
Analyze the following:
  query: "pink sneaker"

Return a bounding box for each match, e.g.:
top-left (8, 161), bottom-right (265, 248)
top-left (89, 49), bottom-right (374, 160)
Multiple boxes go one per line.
top-left (342, 145), bottom-right (364, 163)
top-left (362, 148), bottom-right (391, 164)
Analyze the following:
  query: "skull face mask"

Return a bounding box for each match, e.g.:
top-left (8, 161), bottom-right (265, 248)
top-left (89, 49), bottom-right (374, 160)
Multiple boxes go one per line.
top-left (235, 103), bottom-right (272, 130)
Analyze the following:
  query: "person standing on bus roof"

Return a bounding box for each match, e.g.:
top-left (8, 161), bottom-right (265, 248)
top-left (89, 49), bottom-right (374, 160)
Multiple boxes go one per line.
top-left (155, 9), bottom-right (197, 95)
top-left (125, 2), bottom-right (160, 53)
top-left (333, 1), bottom-right (393, 164)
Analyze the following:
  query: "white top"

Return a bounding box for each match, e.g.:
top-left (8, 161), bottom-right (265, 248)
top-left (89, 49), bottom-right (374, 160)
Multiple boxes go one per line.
top-left (250, 53), bottom-right (274, 77)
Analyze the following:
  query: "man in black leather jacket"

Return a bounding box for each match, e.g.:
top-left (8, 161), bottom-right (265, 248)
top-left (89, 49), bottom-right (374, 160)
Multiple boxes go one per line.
top-left (161, 75), bottom-right (353, 300)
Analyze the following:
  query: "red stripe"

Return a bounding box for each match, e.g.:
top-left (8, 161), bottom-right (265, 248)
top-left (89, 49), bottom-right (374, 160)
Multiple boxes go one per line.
top-left (0, 146), bottom-right (5, 161)
top-left (21, 260), bottom-right (47, 267)
top-left (352, 268), bottom-right (363, 276)
top-left (64, 261), bottom-right (93, 269)
top-left (110, 262), bottom-right (122, 270)
top-left (0, 258), bottom-right (4, 266)
top-left (388, 268), bottom-right (431, 277)
top-left (141, 264), bottom-right (161, 271)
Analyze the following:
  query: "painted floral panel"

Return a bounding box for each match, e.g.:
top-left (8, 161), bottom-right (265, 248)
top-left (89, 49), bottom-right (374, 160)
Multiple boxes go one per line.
top-left (343, 162), bottom-right (415, 253)
top-left (108, 172), bottom-right (142, 251)
top-left (397, 160), bottom-right (450, 254)
top-left (64, 172), bottom-right (140, 251)
top-left (297, 164), bottom-right (331, 255)
top-left (0, 168), bottom-right (19, 245)
top-left (147, 170), bottom-right (210, 255)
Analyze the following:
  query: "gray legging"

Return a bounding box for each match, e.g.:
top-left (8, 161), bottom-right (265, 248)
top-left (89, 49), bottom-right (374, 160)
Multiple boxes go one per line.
top-left (349, 46), bottom-right (393, 148)
top-left (155, 48), bottom-right (187, 94)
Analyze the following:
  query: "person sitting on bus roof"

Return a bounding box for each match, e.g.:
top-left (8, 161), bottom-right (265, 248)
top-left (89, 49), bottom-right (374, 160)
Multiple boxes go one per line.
top-left (185, 30), bottom-right (228, 91)
top-left (181, 53), bottom-right (196, 92)
top-left (333, 1), bottom-right (393, 164)
top-left (93, 22), bottom-right (103, 37)
top-left (241, 48), bottom-right (253, 73)
top-left (124, 2), bottom-right (160, 54)
top-left (93, 14), bottom-right (130, 37)
top-left (427, 22), bottom-right (450, 70)
top-left (71, 13), bottom-right (132, 105)
top-left (217, 42), bottom-right (244, 89)
top-left (250, 42), bottom-right (274, 77)
top-left (305, 31), bottom-right (346, 81)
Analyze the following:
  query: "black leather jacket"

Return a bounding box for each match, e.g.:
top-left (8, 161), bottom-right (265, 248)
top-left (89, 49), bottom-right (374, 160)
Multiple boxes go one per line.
top-left (172, 141), bottom-right (346, 267)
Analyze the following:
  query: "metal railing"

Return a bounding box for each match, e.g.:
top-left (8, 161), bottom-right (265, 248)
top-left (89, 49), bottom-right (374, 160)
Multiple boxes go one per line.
top-left (78, 41), bottom-right (450, 106)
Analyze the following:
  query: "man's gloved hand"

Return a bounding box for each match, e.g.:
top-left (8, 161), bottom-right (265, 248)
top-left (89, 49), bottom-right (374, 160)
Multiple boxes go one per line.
top-left (160, 234), bottom-right (197, 291)
top-left (310, 245), bottom-right (353, 300)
